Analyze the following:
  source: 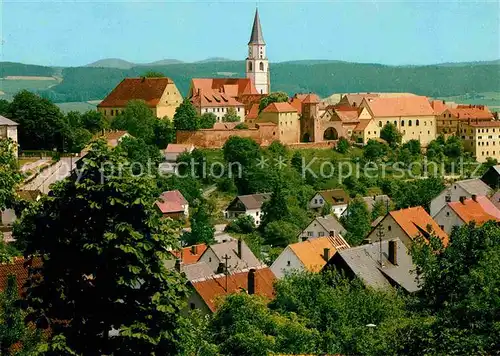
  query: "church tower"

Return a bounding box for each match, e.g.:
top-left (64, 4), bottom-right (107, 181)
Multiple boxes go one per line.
top-left (246, 9), bottom-right (270, 94)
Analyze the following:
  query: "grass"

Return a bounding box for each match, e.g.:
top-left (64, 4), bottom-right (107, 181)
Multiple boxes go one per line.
top-left (56, 102), bottom-right (98, 113)
top-left (437, 91), bottom-right (500, 111)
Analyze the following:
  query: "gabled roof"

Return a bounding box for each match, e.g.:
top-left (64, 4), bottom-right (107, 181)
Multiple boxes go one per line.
top-left (248, 8), bottom-right (265, 45)
top-left (190, 92), bottom-right (244, 108)
top-left (362, 195), bottom-right (391, 212)
top-left (389, 206), bottom-right (449, 246)
top-left (448, 196), bottom-right (500, 225)
top-left (455, 179), bottom-right (492, 196)
top-left (156, 190), bottom-right (188, 214)
top-left (363, 96), bottom-right (435, 117)
top-left (0, 115), bottom-right (18, 126)
top-left (465, 121), bottom-right (500, 128)
top-left (353, 119), bottom-right (373, 132)
top-left (190, 78), bottom-right (258, 97)
top-left (98, 77), bottom-right (173, 108)
top-left (0, 257), bottom-right (42, 294)
top-left (302, 93), bottom-right (320, 104)
top-left (246, 103), bottom-right (260, 120)
top-left (317, 189), bottom-right (350, 206)
top-left (333, 239), bottom-right (420, 293)
top-left (430, 100), bottom-right (448, 115)
top-left (203, 239), bottom-right (262, 273)
top-left (446, 106), bottom-right (493, 120)
top-left (164, 143), bottom-right (194, 154)
top-left (101, 130), bottom-right (129, 143)
top-left (335, 107), bottom-right (360, 123)
top-left (289, 97), bottom-right (303, 115)
top-left (289, 237), bottom-right (338, 272)
top-left (490, 190), bottom-right (500, 210)
top-left (313, 215), bottom-right (348, 238)
top-left (170, 244), bottom-right (207, 264)
top-left (341, 93), bottom-right (380, 107)
top-left (182, 261), bottom-right (214, 281)
top-left (262, 102), bottom-right (296, 114)
top-left (191, 267), bottom-right (275, 312)
top-left (226, 193), bottom-right (271, 211)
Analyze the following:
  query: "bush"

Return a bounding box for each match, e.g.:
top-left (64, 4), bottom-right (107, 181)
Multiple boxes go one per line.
top-left (336, 137), bottom-right (350, 154)
top-left (225, 215), bottom-right (256, 234)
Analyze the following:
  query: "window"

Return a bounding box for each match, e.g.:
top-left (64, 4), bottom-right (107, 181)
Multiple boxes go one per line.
top-left (307, 231), bottom-right (313, 237)
top-left (416, 120), bottom-right (420, 126)
top-left (401, 120), bottom-right (405, 126)
top-left (256, 211), bottom-right (259, 216)
top-left (388, 226), bottom-right (392, 231)
top-left (190, 303), bottom-right (196, 310)
top-left (314, 199), bottom-right (318, 204)
top-left (209, 257), bottom-right (212, 262)
top-left (439, 225), bottom-right (444, 230)
top-left (259, 62), bottom-right (264, 71)
top-left (445, 195), bottom-right (451, 202)
top-left (248, 62), bottom-right (253, 71)
top-left (409, 120), bottom-right (412, 127)
top-left (287, 260), bottom-right (291, 266)
top-left (319, 199), bottom-right (323, 204)
top-left (446, 211), bottom-right (450, 217)
top-left (318, 232), bottom-right (325, 237)
top-left (379, 121), bottom-right (382, 127)
top-left (394, 121), bottom-right (397, 126)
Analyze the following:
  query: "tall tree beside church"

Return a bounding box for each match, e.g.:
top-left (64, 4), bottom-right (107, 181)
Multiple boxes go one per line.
top-left (15, 141), bottom-right (187, 355)
top-left (173, 99), bottom-right (199, 131)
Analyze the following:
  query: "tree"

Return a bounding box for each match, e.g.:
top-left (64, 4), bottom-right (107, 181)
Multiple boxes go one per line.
top-left (401, 139), bottom-right (421, 156)
top-left (320, 201), bottom-right (332, 216)
top-left (173, 99), bottom-right (199, 131)
top-left (225, 215), bottom-right (256, 234)
top-left (222, 107), bottom-right (240, 123)
top-left (380, 123), bottom-right (402, 147)
top-left (8, 90), bottom-right (66, 150)
top-left (411, 222), bottom-right (500, 354)
top-left (444, 135), bottom-right (463, 158)
top-left (291, 151), bottom-right (303, 174)
top-left (199, 112), bottom-right (217, 129)
top-left (16, 141), bottom-right (187, 355)
top-left (0, 275), bottom-right (43, 355)
top-left (153, 118), bottom-right (176, 149)
top-left (111, 99), bottom-right (157, 143)
top-left (142, 71), bottom-right (165, 78)
top-left (258, 92), bottom-right (289, 113)
top-left (183, 201), bottom-right (215, 245)
top-left (267, 141), bottom-right (287, 157)
top-left (80, 110), bottom-right (109, 134)
top-left (371, 198), bottom-right (390, 221)
top-left (363, 139), bottom-right (387, 161)
top-left (263, 220), bottom-right (299, 247)
top-left (260, 180), bottom-right (290, 230)
top-left (340, 196), bottom-right (371, 246)
top-left (63, 127), bottom-right (93, 153)
top-left (0, 99), bottom-right (10, 116)
top-left (223, 136), bottom-right (260, 167)
top-left (235, 123), bottom-right (248, 130)
top-left (0, 139), bottom-right (22, 210)
top-left (336, 137), bottom-right (350, 154)
top-left (115, 136), bottom-right (163, 170)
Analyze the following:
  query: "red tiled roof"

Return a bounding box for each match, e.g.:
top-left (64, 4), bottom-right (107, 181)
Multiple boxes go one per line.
top-left (0, 257), bottom-right (42, 294)
top-left (191, 267), bottom-right (276, 312)
top-left (289, 97), bottom-right (303, 115)
top-left (430, 100), bottom-right (448, 115)
top-left (302, 93), bottom-right (320, 104)
top-left (190, 78), bottom-right (258, 97)
top-left (449, 196), bottom-right (500, 225)
top-left (262, 102), bottom-right (297, 113)
top-left (246, 103), bottom-right (260, 120)
top-left (170, 244), bottom-right (208, 264)
top-left (390, 207), bottom-right (449, 246)
top-left (156, 190), bottom-right (188, 214)
top-left (335, 107), bottom-right (360, 123)
top-left (164, 143), bottom-right (194, 154)
top-left (464, 121), bottom-right (500, 128)
top-left (447, 107), bottom-right (493, 120)
top-left (190, 92), bottom-right (244, 108)
top-left (98, 78), bottom-right (173, 108)
top-left (354, 119), bottom-right (372, 131)
top-left (364, 96), bottom-right (435, 117)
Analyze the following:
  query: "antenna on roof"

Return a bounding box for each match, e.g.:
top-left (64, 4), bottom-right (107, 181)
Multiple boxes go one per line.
top-left (376, 224), bottom-right (385, 268)
top-left (221, 254), bottom-right (232, 292)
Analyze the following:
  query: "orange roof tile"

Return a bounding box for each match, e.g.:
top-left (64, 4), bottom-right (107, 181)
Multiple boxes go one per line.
top-left (365, 96), bottom-right (435, 117)
top-left (302, 93), bottom-right (320, 104)
top-left (246, 103), bottom-right (260, 120)
top-left (191, 267), bottom-right (276, 312)
top-left (465, 121), bottom-right (500, 128)
top-left (190, 92), bottom-right (244, 108)
top-left (289, 237), bottom-right (337, 272)
top-left (447, 107), bottom-right (493, 120)
top-left (430, 100), bottom-right (448, 115)
top-left (0, 257), bottom-right (42, 294)
top-left (289, 97), bottom-right (303, 115)
top-left (354, 119), bottom-right (373, 132)
top-left (390, 207), bottom-right (449, 246)
top-left (335, 107), bottom-right (360, 123)
top-left (262, 102), bottom-right (297, 113)
top-left (448, 196), bottom-right (500, 225)
top-left (190, 78), bottom-right (258, 97)
top-left (98, 77), bottom-right (173, 108)
top-left (170, 244), bottom-right (208, 265)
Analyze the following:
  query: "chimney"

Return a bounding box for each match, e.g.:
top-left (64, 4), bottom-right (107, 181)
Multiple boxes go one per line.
top-left (191, 244), bottom-right (198, 255)
top-left (459, 196), bottom-right (466, 204)
top-left (237, 238), bottom-right (242, 258)
top-left (388, 240), bottom-right (398, 265)
top-left (472, 194), bottom-right (477, 202)
top-left (248, 268), bottom-right (256, 295)
top-left (174, 259), bottom-right (182, 272)
top-left (323, 248), bottom-right (330, 262)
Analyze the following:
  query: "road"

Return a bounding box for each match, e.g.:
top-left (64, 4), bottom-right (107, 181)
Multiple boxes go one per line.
top-left (21, 157), bottom-right (79, 193)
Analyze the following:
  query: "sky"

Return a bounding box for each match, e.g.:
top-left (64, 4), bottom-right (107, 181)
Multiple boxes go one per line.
top-left (1, 0), bottom-right (499, 67)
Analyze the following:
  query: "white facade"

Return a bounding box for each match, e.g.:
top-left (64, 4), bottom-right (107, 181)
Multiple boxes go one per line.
top-left (308, 193), bottom-right (347, 218)
top-left (200, 106), bottom-right (245, 123)
top-left (0, 124), bottom-right (19, 156)
top-left (246, 46), bottom-right (269, 95)
top-left (433, 204), bottom-right (465, 235)
top-left (270, 246), bottom-right (304, 279)
top-left (225, 208), bottom-right (262, 226)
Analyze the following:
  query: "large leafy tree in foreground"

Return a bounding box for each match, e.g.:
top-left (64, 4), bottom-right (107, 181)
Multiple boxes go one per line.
top-left (0, 139), bottom-right (22, 210)
top-left (15, 141), bottom-right (187, 355)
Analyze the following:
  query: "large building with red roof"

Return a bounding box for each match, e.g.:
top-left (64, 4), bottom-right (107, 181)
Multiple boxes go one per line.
top-left (156, 190), bottom-right (189, 220)
top-left (97, 77), bottom-right (183, 119)
top-left (459, 120), bottom-right (500, 163)
top-left (437, 104), bottom-right (493, 136)
top-left (257, 102), bottom-right (299, 144)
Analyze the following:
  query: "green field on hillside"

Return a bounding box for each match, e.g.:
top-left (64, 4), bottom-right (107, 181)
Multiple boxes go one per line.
top-left (56, 101), bottom-right (98, 113)
top-left (0, 78), bottom-right (59, 100)
top-left (438, 92), bottom-right (500, 111)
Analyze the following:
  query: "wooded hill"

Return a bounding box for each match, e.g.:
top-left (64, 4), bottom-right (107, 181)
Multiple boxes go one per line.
top-left (1, 60), bottom-right (499, 103)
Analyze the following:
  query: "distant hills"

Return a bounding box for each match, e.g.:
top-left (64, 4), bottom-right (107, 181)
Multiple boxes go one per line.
top-left (1, 59), bottom-right (499, 104)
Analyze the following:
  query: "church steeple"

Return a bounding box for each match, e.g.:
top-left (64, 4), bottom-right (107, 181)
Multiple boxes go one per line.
top-left (246, 8), bottom-right (270, 94)
top-left (248, 9), bottom-right (265, 45)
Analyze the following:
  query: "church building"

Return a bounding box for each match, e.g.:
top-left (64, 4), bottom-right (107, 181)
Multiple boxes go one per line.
top-left (246, 9), bottom-right (270, 95)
